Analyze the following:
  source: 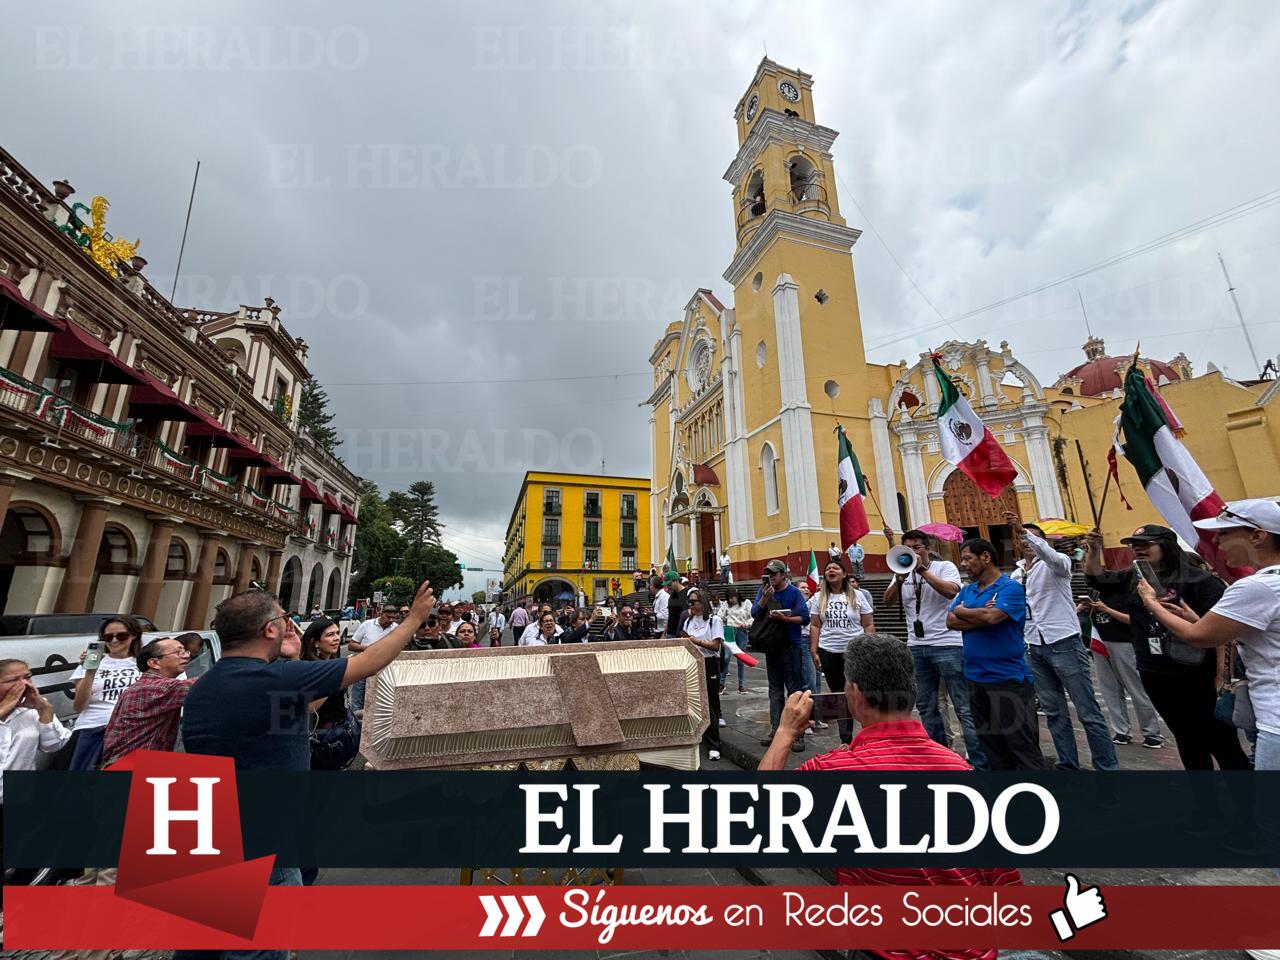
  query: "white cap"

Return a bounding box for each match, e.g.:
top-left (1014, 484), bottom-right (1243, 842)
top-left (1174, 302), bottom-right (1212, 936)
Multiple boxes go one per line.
top-left (1192, 499), bottom-right (1280, 536)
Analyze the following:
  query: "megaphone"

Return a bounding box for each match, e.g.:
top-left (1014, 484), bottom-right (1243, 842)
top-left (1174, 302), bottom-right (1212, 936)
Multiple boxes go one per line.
top-left (887, 545), bottom-right (919, 575)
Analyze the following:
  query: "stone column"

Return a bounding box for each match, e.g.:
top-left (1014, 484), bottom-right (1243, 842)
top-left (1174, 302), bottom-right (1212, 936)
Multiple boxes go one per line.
top-left (265, 548), bottom-right (284, 595)
top-left (53, 498), bottom-right (112, 614)
top-left (182, 533), bottom-right (223, 630)
top-left (868, 400), bottom-right (902, 532)
top-left (771, 273), bottom-right (822, 532)
top-left (899, 438), bottom-right (930, 531)
top-left (232, 541), bottom-right (256, 595)
top-left (131, 516), bottom-right (176, 622)
top-left (0, 476), bottom-right (17, 531)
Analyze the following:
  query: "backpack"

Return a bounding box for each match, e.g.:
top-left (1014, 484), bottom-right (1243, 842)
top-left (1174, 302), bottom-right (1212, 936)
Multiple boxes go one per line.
top-left (747, 599), bottom-right (791, 655)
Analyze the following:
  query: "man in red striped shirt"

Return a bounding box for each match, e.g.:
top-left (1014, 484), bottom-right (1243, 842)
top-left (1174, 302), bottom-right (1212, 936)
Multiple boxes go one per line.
top-left (760, 634), bottom-right (1020, 960)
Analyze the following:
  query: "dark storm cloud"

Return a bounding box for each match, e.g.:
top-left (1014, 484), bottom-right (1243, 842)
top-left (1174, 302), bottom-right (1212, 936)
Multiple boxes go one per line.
top-left (5, 0), bottom-right (1279, 591)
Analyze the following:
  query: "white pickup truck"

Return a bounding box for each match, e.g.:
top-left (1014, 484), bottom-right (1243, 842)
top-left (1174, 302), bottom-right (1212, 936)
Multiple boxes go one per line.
top-left (0, 613), bottom-right (220, 722)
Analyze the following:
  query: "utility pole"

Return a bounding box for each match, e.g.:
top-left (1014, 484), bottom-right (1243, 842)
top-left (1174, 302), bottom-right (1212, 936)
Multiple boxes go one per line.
top-left (1218, 253), bottom-right (1262, 377)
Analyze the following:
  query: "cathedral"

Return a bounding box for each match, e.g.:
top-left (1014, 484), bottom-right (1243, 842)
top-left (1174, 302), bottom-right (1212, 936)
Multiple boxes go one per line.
top-left (648, 59), bottom-right (1280, 577)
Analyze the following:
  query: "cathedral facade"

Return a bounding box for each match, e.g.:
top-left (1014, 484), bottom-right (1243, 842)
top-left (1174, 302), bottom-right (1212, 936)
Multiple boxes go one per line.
top-left (648, 59), bottom-right (1280, 576)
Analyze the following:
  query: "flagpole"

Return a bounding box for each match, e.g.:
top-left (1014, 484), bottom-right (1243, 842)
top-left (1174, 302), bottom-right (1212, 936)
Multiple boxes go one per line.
top-left (1074, 439), bottom-right (1100, 527)
top-left (1096, 466), bottom-right (1114, 523)
top-left (834, 421), bottom-right (886, 529)
top-left (170, 160), bottom-right (201, 302)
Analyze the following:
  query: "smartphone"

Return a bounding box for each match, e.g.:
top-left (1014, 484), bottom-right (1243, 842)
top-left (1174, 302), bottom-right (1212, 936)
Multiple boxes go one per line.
top-left (84, 640), bottom-right (105, 671)
top-left (1133, 559), bottom-right (1163, 595)
top-left (810, 692), bottom-right (851, 724)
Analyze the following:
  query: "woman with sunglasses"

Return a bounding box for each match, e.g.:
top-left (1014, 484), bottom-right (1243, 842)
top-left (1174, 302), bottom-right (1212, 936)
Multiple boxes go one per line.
top-left (68, 617), bottom-right (144, 770)
top-left (680, 589), bottom-right (725, 761)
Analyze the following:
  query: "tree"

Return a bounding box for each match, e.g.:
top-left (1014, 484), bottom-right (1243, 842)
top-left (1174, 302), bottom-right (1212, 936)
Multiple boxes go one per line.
top-left (298, 377), bottom-right (340, 454)
top-left (471, 590), bottom-right (486, 605)
top-left (350, 481), bottom-right (407, 600)
top-left (386, 480), bottom-right (443, 546)
top-left (402, 541), bottom-right (464, 593)
top-left (371, 576), bottom-right (415, 605)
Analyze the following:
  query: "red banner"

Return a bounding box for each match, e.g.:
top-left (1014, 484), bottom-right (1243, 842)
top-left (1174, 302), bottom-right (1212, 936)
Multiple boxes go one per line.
top-left (7, 885), bottom-right (1280, 951)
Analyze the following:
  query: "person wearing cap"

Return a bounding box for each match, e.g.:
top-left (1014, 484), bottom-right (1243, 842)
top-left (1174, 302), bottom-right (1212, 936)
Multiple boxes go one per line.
top-left (753, 559), bottom-right (812, 753)
top-left (1006, 512), bottom-right (1118, 772)
top-left (1086, 523), bottom-right (1250, 771)
top-left (1137, 499), bottom-right (1280, 776)
top-left (653, 571), bottom-right (675, 637)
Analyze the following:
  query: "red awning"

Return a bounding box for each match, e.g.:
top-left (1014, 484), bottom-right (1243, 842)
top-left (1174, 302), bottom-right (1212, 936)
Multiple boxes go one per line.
top-left (48, 323), bottom-right (147, 386)
top-left (298, 479), bottom-right (323, 502)
top-left (321, 494), bottom-right (341, 514)
top-left (339, 504), bottom-right (358, 524)
top-left (127, 372), bottom-right (212, 424)
top-left (692, 463), bottom-right (720, 486)
top-left (0, 275), bottom-right (62, 333)
top-left (227, 440), bottom-right (280, 468)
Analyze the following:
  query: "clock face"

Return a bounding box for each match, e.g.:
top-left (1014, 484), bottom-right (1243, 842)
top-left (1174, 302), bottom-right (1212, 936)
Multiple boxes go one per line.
top-left (745, 94), bottom-right (759, 121)
top-left (778, 80), bottom-right (800, 103)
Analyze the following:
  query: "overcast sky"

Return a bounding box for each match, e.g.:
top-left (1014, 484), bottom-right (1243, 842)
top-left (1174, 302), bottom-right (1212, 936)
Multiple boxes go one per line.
top-left (4, 1), bottom-right (1279, 597)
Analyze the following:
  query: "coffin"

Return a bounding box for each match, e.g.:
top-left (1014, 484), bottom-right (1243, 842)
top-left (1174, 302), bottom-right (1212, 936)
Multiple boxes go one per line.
top-left (359, 638), bottom-right (710, 770)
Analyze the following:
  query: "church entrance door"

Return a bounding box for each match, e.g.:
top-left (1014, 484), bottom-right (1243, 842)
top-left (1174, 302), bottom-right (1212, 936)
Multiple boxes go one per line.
top-left (698, 512), bottom-right (716, 578)
top-left (942, 470), bottom-right (1021, 567)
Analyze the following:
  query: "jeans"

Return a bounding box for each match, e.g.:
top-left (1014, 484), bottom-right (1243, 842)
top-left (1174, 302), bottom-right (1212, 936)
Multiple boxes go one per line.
top-left (766, 643), bottom-right (805, 732)
top-left (350, 677), bottom-right (366, 713)
top-left (719, 625), bottom-right (747, 689)
top-left (911, 645), bottom-right (987, 769)
top-left (173, 866), bottom-right (302, 960)
top-left (969, 678), bottom-right (1046, 771)
top-left (1093, 641), bottom-right (1161, 740)
top-left (800, 647), bottom-right (820, 695)
top-left (720, 564), bottom-right (731, 583)
top-left (1027, 636), bottom-right (1119, 770)
top-left (69, 726), bottom-right (106, 770)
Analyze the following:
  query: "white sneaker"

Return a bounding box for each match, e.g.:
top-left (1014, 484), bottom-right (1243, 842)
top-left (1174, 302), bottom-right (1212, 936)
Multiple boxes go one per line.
top-left (814, 720), bottom-right (830, 730)
top-left (1247, 951), bottom-right (1280, 960)
top-left (718, 717), bottom-right (727, 727)
top-left (708, 749), bottom-right (720, 761)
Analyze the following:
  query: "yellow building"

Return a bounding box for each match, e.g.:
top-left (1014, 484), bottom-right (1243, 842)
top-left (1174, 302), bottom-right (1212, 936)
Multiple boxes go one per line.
top-left (649, 58), bottom-right (1280, 575)
top-left (502, 471), bottom-right (650, 603)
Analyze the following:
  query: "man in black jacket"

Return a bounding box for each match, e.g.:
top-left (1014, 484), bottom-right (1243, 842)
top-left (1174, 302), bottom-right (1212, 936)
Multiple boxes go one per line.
top-left (601, 604), bottom-right (646, 642)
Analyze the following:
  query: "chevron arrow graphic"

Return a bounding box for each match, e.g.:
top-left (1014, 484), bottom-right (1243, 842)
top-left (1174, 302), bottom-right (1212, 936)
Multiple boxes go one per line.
top-left (478, 894), bottom-right (545, 937)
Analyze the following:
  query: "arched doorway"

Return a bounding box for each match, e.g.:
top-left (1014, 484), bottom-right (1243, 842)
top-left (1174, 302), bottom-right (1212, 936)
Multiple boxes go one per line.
top-left (325, 568), bottom-right (343, 609)
top-left (278, 556), bottom-right (303, 612)
top-left (942, 470), bottom-right (1021, 566)
top-left (0, 504), bottom-right (61, 615)
top-left (90, 524), bottom-right (138, 614)
top-left (155, 537), bottom-right (191, 629)
top-left (306, 562), bottom-right (324, 612)
top-left (531, 577), bottom-right (576, 606)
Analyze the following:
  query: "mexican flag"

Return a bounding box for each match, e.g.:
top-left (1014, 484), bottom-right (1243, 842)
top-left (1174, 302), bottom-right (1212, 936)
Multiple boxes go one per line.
top-left (932, 355), bottom-right (1017, 496)
top-left (806, 550), bottom-right (820, 595)
top-left (1119, 361), bottom-right (1224, 551)
top-left (835, 424), bottom-right (870, 548)
top-left (665, 543), bottom-right (677, 572)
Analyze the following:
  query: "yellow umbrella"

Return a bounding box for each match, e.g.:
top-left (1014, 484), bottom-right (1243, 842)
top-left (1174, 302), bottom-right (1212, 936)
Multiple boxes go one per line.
top-left (1037, 519), bottom-right (1091, 537)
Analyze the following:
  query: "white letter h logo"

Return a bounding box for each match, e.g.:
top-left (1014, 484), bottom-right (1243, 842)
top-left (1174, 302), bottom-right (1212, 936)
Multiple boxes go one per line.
top-left (146, 777), bottom-right (222, 855)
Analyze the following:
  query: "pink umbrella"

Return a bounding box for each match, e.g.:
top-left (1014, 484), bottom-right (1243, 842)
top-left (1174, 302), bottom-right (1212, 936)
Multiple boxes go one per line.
top-left (918, 522), bottom-right (966, 543)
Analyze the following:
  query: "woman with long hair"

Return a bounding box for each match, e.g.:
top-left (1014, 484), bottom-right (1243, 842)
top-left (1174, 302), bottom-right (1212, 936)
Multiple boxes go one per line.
top-left (68, 616), bottom-right (145, 770)
top-left (810, 559), bottom-right (875, 746)
top-left (454, 621), bottom-right (481, 648)
top-left (301, 617), bottom-right (360, 778)
top-left (680, 589), bottom-right (725, 761)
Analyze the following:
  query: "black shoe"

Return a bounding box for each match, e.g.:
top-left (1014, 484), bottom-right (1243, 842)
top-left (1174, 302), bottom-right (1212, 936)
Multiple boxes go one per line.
top-left (1142, 736), bottom-right (1164, 748)
top-left (1112, 733), bottom-right (1132, 745)
top-left (791, 738), bottom-right (805, 753)
top-left (760, 731), bottom-right (776, 746)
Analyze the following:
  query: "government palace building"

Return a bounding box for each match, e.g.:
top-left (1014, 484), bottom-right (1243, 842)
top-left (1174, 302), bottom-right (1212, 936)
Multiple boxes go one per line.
top-left (649, 59), bottom-right (1280, 577)
top-left (0, 144), bottom-right (360, 628)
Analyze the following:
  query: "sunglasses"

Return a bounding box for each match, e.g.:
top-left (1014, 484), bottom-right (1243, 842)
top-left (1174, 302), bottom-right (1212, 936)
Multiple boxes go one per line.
top-left (1217, 507), bottom-right (1260, 530)
top-left (103, 631), bottom-right (133, 642)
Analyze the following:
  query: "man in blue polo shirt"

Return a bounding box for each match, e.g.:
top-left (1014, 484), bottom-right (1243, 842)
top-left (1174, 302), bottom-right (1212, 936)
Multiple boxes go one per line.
top-left (753, 558), bottom-right (811, 753)
top-left (946, 538), bottom-right (1045, 770)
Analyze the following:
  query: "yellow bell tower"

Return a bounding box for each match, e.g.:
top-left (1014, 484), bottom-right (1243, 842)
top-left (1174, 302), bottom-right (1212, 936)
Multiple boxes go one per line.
top-left (718, 59), bottom-right (875, 558)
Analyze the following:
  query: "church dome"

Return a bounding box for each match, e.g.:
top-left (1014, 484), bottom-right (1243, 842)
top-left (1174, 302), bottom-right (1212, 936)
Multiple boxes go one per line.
top-left (1055, 336), bottom-right (1189, 397)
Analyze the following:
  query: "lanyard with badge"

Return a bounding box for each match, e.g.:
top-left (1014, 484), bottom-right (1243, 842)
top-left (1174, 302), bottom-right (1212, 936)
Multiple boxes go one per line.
top-left (908, 571), bottom-right (926, 639)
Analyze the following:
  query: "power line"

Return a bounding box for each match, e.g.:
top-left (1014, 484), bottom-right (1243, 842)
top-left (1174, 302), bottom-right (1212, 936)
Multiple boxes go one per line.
top-left (325, 371), bottom-right (650, 388)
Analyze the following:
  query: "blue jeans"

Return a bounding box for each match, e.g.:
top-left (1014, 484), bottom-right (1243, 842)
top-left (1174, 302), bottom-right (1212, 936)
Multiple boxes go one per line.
top-left (800, 647), bottom-right (820, 695)
top-left (766, 643), bottom-right (805, 732)
top-left (69, 726), bottom-right (106, 770)
top-left (719, 626), bottom-right (746, 689)
top-left (911, 645), bottom-right (987, 769)
top-left (350, 678), bottom-right (365, 712)
top-left (1027, 636), bottom-right (1119, 771)
top-left (173, 866), bottom-right (302, 960)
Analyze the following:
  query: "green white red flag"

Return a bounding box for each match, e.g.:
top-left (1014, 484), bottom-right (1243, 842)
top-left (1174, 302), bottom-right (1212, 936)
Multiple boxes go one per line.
top-left (835, 424), bottom-right (870, 548)
top-left (931, 355), bottom-right (1017, 496)
top-left (806, 550), bottom-right (820, 595)
top-left (665, 543), bottom-right (677, 572)
top-left (1118, 360), bottom-right (1224, 553)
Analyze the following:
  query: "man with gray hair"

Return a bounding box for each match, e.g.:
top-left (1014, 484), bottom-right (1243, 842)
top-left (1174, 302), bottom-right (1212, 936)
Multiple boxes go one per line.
top-left (760, 635), bottom-right (1020, 960)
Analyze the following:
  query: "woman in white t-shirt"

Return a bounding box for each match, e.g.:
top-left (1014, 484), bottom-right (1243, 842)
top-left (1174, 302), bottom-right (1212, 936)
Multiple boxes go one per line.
top-left (718, 589), bottom-right (754, 694)
top-left (810, 560), bottom-right (875, 745)
top-left (681, 590), bottom-right (725, 761)
top-left (69, 616), bottom-right (144, 770)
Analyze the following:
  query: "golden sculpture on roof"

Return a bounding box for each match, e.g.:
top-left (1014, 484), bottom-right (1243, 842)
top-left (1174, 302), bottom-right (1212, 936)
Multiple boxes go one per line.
top-left (67, 196), bottom-right (139, 278)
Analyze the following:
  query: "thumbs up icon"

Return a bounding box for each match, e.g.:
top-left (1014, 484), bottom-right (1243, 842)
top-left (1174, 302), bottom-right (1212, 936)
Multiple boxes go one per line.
top-left (1049, 873), bottom-right (1108, 942)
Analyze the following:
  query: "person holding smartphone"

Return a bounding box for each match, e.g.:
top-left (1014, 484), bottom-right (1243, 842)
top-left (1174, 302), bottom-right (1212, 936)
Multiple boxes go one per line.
top-left (883, 528), bottom-right (985, 767)
top-left (68, 617), bottom-right (144, 770)
top-left (753, 559), bottom-right (811, 752)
